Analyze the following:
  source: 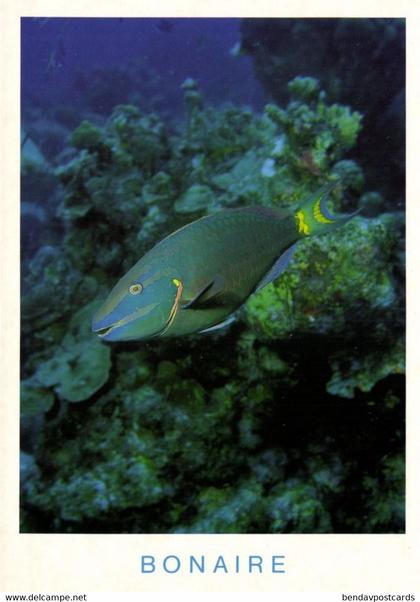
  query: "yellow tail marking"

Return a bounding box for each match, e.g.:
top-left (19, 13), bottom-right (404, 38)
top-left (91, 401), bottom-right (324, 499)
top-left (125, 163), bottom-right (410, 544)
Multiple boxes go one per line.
top-left (313, 198), bottom-right (335, 224)
top-left (296, 210), bottom-right (310, 235)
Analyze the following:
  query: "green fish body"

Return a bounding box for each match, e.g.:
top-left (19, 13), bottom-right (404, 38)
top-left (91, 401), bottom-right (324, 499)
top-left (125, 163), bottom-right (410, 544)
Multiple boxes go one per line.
top-left (92, 187), bottom-right (353, 341)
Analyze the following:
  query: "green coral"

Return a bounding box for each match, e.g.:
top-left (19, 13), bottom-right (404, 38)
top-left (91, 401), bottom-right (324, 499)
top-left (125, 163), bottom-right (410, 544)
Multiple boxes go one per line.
top-left (21, 246), bottom-right (99, 360)
top-left (26, 302), bottom-right (112, 404)
top-left (240, 19), bottom-right (404, 201)
top-left (21, 379), bottom-right (55, 417)
top-left (287, 76), bottom-right (321, 102)
top-left (326, 104), bottom-right (362, 148)
top-left (29, 413), bottom-right (170, 522)
top-left (70, 120), bottom-right (105, 152)
top-left (265, 77), bottom-right (362, 176)
top-left (332, 160), bottom-right (364, 192)
top-left (327, 338), bottom-right (405, 399)
top-left (177, 479), bottom-right (264, 533)
top-left (181, 77), bottom-right (204, 114)
top-left (362, 454), bottom-right (405, 532)
top-left (246, 214), bottom-right (401, 339)
top-left (174, 184), bottom-right (216, 214)
top-left (35, 336), bottom-right (111, 403)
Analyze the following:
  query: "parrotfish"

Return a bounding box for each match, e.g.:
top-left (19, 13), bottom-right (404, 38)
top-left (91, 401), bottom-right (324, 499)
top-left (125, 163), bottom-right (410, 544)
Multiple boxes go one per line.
top-left (92, 186), bottom-right (355, 342)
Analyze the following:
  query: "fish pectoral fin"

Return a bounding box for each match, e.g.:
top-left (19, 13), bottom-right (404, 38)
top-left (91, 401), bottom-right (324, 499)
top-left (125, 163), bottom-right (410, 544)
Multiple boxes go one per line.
top-left (182, 280), bottom-right (215, 309)
top-left (182, 275), bottom-right (235, 309)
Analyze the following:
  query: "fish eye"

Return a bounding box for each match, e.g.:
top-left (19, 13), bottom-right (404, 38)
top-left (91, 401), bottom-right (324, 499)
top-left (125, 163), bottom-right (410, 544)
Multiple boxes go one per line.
top-left (129, 283), bottom-right (143, 295)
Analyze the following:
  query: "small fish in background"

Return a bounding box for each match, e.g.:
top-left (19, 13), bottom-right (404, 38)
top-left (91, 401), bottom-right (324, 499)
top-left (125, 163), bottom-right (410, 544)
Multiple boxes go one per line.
top-left (156, 18), bottom-right (175, 33)
top-left (229, 41), bottom-right (244, 57)
top-left (32, 17), bottom-right (50, 28)
top-left (44, 36), bottom-right (66, 76)
top-left (92, 186), bottom-right (357, 342)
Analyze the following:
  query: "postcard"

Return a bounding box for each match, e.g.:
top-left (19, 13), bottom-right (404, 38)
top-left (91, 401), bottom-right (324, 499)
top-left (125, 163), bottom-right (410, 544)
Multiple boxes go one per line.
top-left (1, 0), bottom-right (419, 598)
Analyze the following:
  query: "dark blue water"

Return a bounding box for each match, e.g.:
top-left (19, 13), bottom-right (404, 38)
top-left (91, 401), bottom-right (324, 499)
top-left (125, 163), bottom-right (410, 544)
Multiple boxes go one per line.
top-left (21, 18), bottom-right (266, 115)
top-left (21, 18), bottom-right (268, 259)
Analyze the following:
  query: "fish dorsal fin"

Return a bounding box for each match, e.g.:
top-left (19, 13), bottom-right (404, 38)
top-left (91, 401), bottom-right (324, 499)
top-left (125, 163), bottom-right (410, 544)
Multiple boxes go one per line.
top-left (182, 275), bottom-right (238, 309)
top-left (199, 315), bottom-right (236, 334)
top-left (255, 243), bottom-right (297, 293)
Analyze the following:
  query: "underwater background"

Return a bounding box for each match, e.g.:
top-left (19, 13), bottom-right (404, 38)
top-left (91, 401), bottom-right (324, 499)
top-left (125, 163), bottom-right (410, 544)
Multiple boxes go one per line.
top-left (20, 17), bottom-right (405, 534)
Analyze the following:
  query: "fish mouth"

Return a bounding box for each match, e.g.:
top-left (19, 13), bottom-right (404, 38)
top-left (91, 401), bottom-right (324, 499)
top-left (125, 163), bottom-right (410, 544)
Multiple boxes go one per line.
top-left (93, 321), bottom-right (121, 339)
top-left (92, 281), bottom-right (184, 341)
top-left (95, 325), bottom-right (114, 338)
top-left (95, 316), bottom-right (170, 341)
top-left (93, 315), bottom-right (165, 341)
top-left (92, 302), bottom-right (160, 340)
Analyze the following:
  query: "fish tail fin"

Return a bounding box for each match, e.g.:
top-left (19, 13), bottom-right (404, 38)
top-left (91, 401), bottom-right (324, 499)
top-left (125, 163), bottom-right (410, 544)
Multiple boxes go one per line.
top-left (295, 183), bottom-right (359, 238)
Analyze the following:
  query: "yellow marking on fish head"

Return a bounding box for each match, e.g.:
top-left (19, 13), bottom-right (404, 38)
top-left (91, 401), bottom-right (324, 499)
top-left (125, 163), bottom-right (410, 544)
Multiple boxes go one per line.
top-left (296, 210), bottom-right (310, 235)
top-left (159, 278), bottom-right (184, 336)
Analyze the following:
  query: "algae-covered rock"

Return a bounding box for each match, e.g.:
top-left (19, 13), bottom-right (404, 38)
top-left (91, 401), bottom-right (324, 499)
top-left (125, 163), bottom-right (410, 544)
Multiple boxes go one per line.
top-left (36, 336), bottom-right (111, 403)
top-left (332, 160), bottom-right (364, 193)
top-left (240, 18), bottom-right (405, 200)
top-left (21, 379), bottom-right (55, 417)
top-left (21, 132), bottom-right (51, 174)
top-left (265, 82), bottom-right (363, 175)
top-left (21, 246), bottom-right (99, 348)
top-left (287, 76), bottom-right (321, 102)
top-left (33, 302), bottom-right (112, 403)
top-left (22, 112), bottom-right (72, 165)
top-left (181, 77), bottom-right (203, 114)
top-left (141, 171), bottom-right (173, 205)
top-left (70, 120), bottom-right (105, 151)
top-left (107, 104), bottom-right (167, 173)
top-left (20, 452), bottom-right (41, 499)
top-left (29, 414), bottom-right (170, 522)
top-left (175, 479), bottom-right (264, 533)
top-left (174, 184), bottom-right (216, 214)
top-left (361, 454), bottom-right (405, 532)
top-left (34, 456), bottom-right (167, 522)
top-left (245, 214), bottom-right (402, 339)
top-left (327, 338), bottom-right (405, 399)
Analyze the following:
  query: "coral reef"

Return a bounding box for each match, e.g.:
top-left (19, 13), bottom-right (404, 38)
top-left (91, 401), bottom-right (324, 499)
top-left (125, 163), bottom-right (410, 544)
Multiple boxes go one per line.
top-left (239, 19), bottom-right (405, 202)
top-left (21, 125), bottom-right (66, 263)
top-left (20, 77), bottom-right (405, 534)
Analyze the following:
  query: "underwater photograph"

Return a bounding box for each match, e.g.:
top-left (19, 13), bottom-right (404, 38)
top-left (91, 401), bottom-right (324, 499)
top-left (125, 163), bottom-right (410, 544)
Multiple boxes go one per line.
top-left (20, 17), bottom-right (405, 534)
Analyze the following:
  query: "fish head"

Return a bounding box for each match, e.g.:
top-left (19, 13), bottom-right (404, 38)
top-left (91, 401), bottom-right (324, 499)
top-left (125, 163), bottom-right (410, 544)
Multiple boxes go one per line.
top-left (91, 263), bottom-right (183, 342)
